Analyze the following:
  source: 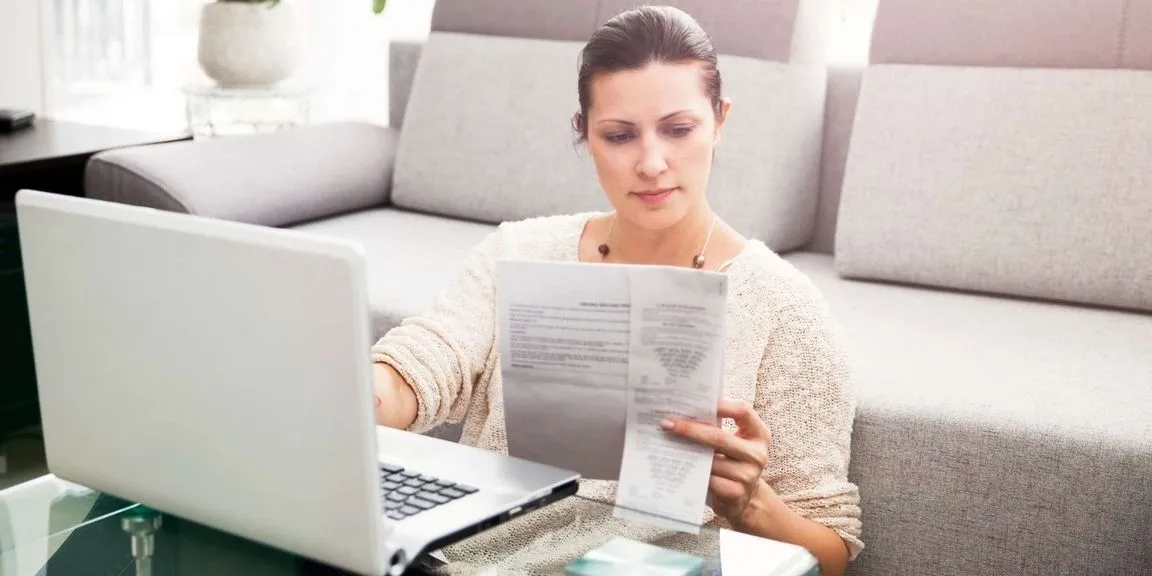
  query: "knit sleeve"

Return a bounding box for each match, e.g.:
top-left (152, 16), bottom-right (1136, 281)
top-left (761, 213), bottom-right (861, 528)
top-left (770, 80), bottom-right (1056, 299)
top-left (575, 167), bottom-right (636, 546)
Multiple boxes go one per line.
top-left (755, 278), bottom-right (864, 560)
top-left (370, 228), bottom-right (503, 434)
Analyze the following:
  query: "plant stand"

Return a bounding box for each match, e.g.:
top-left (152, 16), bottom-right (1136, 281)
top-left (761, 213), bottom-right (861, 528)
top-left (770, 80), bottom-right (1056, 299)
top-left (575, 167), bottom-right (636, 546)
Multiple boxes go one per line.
top-left (184, 84), bottom-right (311, 139)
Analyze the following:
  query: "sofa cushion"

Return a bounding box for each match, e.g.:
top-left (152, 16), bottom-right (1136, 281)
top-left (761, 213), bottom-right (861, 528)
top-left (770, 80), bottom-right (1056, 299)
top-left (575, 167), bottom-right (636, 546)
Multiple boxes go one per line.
top-left (432, 0), bottom-right (831, 62)
top-left (835, 65), bottom-right (1152, 312)
top-left (390, 32), bottom-right (606, 224)
top-left (870, 0), bottom-right (1152, 69)
top-left (430, 0), bottom-right (601, 41)
top-left (290, 208), bottom-right (495, 338)
top-left (596, 0), bottom-right (826, 62)
top-left (785, 251), bottom-right (1152, 576)
top-left (392, 31), bottom-right (826, 251)
top-left (808, 64), bottom-right (863, 255)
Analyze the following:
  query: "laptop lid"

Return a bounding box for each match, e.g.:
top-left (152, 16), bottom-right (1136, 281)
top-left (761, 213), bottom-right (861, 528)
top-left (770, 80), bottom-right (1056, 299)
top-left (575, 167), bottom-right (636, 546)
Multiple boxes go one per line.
top-left (16, 190), bottom-right (389, 574)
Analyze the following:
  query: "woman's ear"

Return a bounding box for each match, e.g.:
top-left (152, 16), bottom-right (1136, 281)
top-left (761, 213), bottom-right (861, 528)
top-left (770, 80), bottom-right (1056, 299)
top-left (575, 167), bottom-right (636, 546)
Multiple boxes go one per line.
top-left (713, 97), bottom-right (733, 144)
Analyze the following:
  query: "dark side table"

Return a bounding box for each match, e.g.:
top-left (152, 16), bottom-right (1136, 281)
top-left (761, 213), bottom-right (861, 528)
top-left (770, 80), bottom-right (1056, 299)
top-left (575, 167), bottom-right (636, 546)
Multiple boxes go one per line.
top-left (0, 118), bottom-right (191, 210)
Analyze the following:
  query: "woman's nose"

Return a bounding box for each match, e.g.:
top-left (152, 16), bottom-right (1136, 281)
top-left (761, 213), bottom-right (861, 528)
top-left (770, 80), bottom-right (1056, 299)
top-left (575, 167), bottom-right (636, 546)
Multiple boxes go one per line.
top-left (636, 138), bottom-right (668, 178)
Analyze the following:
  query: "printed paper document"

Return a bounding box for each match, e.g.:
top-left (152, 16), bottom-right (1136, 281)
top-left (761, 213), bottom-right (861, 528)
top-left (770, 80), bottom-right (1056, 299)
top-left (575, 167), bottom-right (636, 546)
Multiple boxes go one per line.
top-left (496, 260), bottom-right (727, 532)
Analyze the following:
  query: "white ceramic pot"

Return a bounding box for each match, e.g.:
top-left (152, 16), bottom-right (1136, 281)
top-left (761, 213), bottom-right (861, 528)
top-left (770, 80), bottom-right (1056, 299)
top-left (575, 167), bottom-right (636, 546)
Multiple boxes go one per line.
top-left (197, 1), bottom-right (302, 87)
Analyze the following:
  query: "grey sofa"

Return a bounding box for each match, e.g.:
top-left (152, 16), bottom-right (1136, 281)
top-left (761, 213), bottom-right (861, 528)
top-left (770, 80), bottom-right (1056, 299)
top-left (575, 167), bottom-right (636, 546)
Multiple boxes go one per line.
top-left (84, 0), bottom-right (1151, 574)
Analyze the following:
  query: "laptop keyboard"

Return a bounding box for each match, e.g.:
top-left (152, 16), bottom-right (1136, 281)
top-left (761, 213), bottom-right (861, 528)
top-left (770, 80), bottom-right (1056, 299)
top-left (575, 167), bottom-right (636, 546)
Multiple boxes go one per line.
top-left (379, 462), bottom-right (479, 521)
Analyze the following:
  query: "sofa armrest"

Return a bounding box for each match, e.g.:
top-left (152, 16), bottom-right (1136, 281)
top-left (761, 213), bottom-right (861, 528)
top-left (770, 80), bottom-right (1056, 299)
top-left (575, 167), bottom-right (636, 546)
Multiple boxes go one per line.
top-left (389, 38), bottom-right (424, 128)
top-left (85, 122), bottom-right (397, 227)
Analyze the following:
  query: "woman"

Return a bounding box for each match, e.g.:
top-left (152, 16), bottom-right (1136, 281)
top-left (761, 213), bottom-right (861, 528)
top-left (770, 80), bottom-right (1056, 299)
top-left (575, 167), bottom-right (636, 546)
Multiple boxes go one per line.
top-left (371, 5), bottom-right (862, 574)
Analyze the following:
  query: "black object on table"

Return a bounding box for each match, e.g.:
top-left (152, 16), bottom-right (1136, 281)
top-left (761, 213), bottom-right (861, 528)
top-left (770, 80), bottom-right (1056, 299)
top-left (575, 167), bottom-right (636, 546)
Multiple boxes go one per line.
top-left (0, 118), bottom-right (191, 438)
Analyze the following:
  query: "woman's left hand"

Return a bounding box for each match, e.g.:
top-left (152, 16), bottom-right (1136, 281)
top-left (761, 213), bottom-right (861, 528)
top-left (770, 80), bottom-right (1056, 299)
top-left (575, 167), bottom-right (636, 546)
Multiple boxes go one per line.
top-left (661, 398), bottom-right (772, 524)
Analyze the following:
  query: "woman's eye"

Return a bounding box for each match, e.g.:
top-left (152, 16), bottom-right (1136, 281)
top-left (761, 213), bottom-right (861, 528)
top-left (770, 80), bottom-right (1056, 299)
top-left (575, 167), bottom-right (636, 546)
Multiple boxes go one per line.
top-left (604, 132), bottom-right (633, 144)
top-left (666, 125), bottom-right (694, 138)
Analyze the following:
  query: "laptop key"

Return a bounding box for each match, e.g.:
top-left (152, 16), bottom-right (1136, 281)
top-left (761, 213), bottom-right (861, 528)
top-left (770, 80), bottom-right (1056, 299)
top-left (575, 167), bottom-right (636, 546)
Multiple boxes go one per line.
top-left (386, 473), bottom-right (408, 483)
top-left (380, 463), bottom-right (403, 474)
top-left (441, 488), bottom-right (466, 499)
top-left (418, 474), bottom-right (438, 483)
top-left (433, 480), bottom-right (455, 488)
top-left (383, 500), bottom-right (402, 510)
top-left (397, 486), bottom-right (419, 496)
top-left (400, 505), bottom-right (421, 516)
top-left (404, 478), bottom-right (426, 488)
top-left (387, 492), bottom-right (407, 502)
top-left (386, 511), bottom-right (407, 521)
top-left (382, 481), bottom-right (401, 490)
top-left (418, 491), bottom-right (450, 504)
top-left (455, 484), bottom-right (478, 494)
top-left (400, 470), bottom-right (420, 478)
top-left (407, 497), bottom-right (435, 510)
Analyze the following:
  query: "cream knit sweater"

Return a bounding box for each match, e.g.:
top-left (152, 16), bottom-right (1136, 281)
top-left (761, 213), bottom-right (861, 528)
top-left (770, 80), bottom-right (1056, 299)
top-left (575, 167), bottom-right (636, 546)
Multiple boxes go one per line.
top-left (371, 213), bottom-right (863, 573)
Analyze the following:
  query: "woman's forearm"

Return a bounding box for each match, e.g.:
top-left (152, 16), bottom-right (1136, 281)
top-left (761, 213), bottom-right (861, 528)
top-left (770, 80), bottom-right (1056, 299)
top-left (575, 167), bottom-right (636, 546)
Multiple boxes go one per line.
top-left (732, 481), bottom-right (850, 576)
top-left (372, 362), bottom-right (418, 430)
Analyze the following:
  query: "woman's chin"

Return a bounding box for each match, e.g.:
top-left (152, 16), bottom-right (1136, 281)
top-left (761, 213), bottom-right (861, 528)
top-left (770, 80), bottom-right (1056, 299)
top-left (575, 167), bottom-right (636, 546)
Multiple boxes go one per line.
top-left (620, 200), bottom-right (691, 231)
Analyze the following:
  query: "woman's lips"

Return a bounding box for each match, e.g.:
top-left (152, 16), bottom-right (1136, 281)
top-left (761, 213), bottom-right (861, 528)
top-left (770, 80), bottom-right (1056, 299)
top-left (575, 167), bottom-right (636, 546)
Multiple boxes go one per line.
top-left (631, 187), bottom-right (676, 205)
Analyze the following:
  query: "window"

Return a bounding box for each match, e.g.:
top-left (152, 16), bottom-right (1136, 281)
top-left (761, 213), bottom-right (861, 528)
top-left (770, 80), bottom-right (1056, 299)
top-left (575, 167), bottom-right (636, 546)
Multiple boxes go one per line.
top-left (46, 0), bottom-right (199, 131)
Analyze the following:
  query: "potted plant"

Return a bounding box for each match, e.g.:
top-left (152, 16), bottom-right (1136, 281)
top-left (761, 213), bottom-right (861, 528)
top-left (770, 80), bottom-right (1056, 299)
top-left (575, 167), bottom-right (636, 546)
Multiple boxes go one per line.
top-left (197, 0), bottom-right (388, 88)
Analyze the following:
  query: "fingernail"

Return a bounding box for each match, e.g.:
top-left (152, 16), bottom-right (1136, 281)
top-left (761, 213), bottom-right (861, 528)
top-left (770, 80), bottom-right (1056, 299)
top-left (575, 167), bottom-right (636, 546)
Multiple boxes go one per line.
top-left (661, 419), bottom-right (674, 430)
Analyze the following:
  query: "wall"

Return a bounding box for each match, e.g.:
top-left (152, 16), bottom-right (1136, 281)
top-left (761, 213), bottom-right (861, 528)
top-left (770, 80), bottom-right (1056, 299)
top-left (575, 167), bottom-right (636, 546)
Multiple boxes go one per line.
top-left (0, 0), bottom-right (48, 113)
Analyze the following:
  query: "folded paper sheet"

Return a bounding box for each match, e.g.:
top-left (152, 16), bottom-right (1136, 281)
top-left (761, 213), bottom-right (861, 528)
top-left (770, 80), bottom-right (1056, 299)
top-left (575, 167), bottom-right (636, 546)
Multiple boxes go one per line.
top-left (497, 260), bottom-right (727, 532)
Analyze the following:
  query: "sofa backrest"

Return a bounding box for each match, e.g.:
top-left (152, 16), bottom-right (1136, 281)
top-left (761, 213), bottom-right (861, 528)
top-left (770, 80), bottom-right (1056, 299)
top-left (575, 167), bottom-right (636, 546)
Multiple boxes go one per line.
top-left (388, 0), bottom-right (834, 252)
top-left (808, 63), bottom-right (863, 254)
top-left (829, 0), bottom-right (1152, 312)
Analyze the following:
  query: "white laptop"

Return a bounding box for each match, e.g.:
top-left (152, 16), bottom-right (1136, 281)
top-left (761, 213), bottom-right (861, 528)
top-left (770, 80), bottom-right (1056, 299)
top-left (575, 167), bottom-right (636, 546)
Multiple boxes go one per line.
top-left (14, 190), bottom-right (580, 575)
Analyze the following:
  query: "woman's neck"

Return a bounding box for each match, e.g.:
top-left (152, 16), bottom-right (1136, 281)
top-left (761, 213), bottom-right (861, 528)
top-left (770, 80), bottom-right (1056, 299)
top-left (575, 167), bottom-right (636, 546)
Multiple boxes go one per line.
top-left (608, 206), bottom-right (715, 267)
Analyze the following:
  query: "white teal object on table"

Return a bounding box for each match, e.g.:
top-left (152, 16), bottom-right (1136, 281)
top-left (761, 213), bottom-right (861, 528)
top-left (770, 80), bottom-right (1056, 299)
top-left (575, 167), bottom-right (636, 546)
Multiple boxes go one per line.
top-left (565, 537), bottom-right (714, 576)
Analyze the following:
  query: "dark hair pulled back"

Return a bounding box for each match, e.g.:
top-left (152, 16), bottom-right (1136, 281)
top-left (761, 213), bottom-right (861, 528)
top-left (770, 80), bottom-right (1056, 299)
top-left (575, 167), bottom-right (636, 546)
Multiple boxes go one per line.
top-left (573, 5), bottom-right (723, 141)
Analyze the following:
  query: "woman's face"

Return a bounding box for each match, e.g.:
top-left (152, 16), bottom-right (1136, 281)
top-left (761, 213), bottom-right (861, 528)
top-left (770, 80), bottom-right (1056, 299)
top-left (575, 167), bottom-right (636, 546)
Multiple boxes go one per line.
top-left (585, 62), bottom-right (729, 231)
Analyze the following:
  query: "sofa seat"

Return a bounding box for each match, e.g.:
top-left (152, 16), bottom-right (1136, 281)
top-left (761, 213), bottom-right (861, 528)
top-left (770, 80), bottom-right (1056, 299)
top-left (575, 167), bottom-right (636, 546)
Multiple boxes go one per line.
top-left (291, 208), bottom-right (496, 339)
top-left (784, 251), bottom-right (1152, 575)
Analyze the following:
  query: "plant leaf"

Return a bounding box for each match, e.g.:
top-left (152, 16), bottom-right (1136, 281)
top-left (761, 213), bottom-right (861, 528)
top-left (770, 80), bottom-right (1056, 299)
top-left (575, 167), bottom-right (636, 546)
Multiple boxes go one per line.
top-left (373, 0), bottom-right (387, 14)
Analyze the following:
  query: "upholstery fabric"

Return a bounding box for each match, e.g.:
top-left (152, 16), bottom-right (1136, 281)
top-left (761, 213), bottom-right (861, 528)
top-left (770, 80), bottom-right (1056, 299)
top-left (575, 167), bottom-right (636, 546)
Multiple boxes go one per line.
top-left (1122, 0), bottom-right (1152, 69)
top-left (785, 252), bottom-right (1152, 576)
top-left (289, 208), bottom-right (495, 339)
top-left (835, 65), bottom-right (1152, 311)
top-left (392, 32), bottom-right (827, 250)
top-left (388, 39), bottom-right (423, 128)
top-left (85, 123), bottom-right (396, 227)
top-left (869, 0), bottom-right (1152, 70)
top-left (430, 0), bottom-right (600, 41)
top-left (390, 32), bottom-right (607, 223)
top-left (597, 0), bottom-right (806, 62)
top-left (808, 64), bottom-right (863, 254)
top-left (431, 0), bottom-right (833, 64)
top-left (708, 57), bottom-right (825, 250)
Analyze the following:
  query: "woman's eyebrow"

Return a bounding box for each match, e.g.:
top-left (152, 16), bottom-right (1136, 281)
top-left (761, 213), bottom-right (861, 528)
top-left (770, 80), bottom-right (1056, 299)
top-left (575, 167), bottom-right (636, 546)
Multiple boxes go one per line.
top-left (596, 110), bottom-right (693, 125)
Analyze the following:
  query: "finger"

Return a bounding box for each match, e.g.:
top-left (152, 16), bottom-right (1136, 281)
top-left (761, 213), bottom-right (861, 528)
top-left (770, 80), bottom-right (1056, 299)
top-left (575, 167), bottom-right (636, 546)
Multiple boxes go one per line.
top-left (665, 419), bottom-right (764, 463)
top-left (710, 454), bottom-right (763, 486)
top-left (709, 475), bottom-right (746, 503)
top-left (716, 398), bottom-right (770, 440)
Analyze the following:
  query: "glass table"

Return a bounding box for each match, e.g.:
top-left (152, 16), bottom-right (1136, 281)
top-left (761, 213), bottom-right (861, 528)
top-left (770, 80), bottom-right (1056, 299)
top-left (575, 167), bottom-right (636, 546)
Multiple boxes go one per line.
top-left (0, 475), bottom-right (820, 575)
